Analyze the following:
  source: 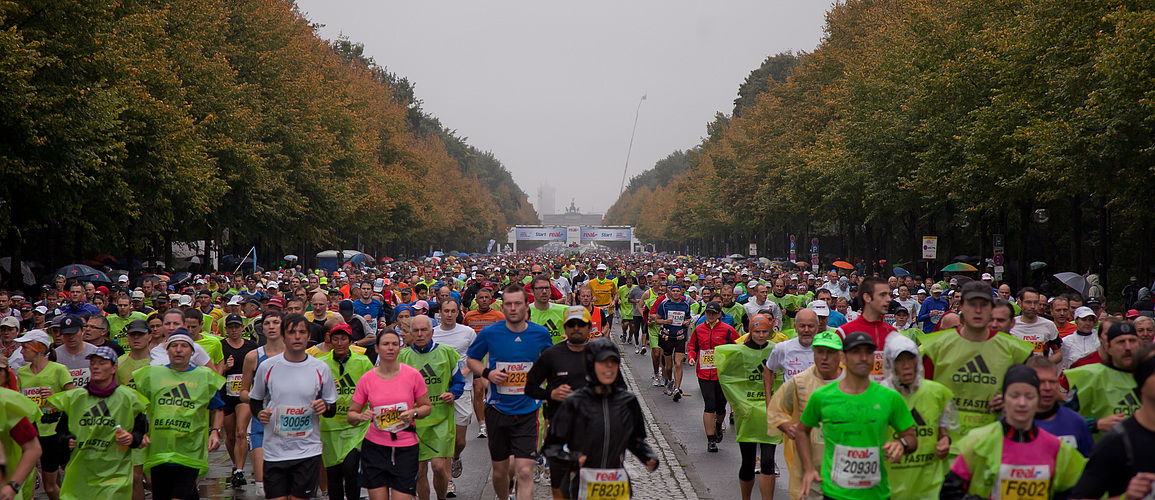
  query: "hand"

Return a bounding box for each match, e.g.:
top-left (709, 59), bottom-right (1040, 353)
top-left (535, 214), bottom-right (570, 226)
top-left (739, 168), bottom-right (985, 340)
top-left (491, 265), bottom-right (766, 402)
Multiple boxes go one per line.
top-left (226, 356), bottom-right (234, 369)
top-left (1098, 413), bottom-right (1127, 432)
top-left (439, 392), bottom-right (455, 404)
top-left (687, 357), bottom-right (696, 366)
top-left (257, 409), bottom-right (272, 425)
top-left (39, 387), bottom-right (51, 398)
top-left (358, 411), bottom-right (374, 424)
top-left (310, 399), bottom-right (327, 414)
top-left (115, 430), bottom-right (134, 447)
top-left (882, 440), bottom-right (905, 463)
top-left (799, 468), bottom-right (822, 498)
top-left (141, 435), bottom-right (150, 448)
top-left (778, 423), bottom-right (797, 440)
top-left (208, 430), bottom-right (221, 451)
top-left (0, 483), bottom-right (15, 500)
top-left (645, 459), bottom-right (658, 472)
top-left (550, 384), bottom-right (572, 402)
top-left (1124, 472), bottom-right (1155, 500)
top-left (935, 436), bottom-right (951, 459)
top-left (578, 455), bottom-right (587, 467)
top-left (487, 369), bottom-right (508, 384)
top-left (400, 409), bottom-right (417, 423)
top-left (68, 438), bottom-right (76, 450)
top-left (988, 393), bottom-right (1004, 413)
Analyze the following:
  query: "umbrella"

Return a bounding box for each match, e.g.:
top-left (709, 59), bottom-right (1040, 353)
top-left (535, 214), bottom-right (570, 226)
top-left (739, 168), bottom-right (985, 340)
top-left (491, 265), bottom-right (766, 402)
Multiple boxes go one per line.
top-left (726, 254), bottom-right (744, 259)
top-left (952, 255), bottom-right (971, 262)
top-left (796, 261), bottom-right (809, 267)
top-left (170, 272), bottom-right (192, 286)
top-left (1030, 261), bottom-right (1047, 271)
top-left (832, 261), bottom-right (853, 270)
top-left (378, 256), bottom-right (394, 262)
top-left (893, 267), bottom-right (910, 277)
top-left (284, 254), bottom-right (299, 262)
top-left (93, 254), bottom-right (117, 264)
top-left (1054, 272), bottom-right (1090, 296)
top-left (941, 262), bottom-right (977, 272)
top-left (349, 254), bottom-right (374, 264)
top-left (759, 257), bottom-right (772, 265)
top-left (116, 258), bottom-right (143, 269)
top-left (56, 264), bottom-right (111, 283)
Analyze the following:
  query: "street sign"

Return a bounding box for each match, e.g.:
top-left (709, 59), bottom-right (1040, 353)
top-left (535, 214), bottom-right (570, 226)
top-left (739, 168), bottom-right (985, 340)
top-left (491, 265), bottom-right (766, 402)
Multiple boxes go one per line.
top-left (749, 243), bottom-right (757, 256)
top-left (922, 236), bottom-right (938, 260)
top-left (811, 253), bottom-right (819, 265)
top-left (810, 237), bottom-right (819, 254)
top-left (992, 254), bottom-right (1004, 266)
top-left (789, 235), bottom-right (796, 261)
top-left (993, 234), bottom-right (1005, 254)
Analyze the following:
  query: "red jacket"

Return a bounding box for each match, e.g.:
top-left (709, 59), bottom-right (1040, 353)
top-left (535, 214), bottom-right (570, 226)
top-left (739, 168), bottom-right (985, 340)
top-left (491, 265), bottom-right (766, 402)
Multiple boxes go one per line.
top-left (687, 320), bottom-right (739, 381)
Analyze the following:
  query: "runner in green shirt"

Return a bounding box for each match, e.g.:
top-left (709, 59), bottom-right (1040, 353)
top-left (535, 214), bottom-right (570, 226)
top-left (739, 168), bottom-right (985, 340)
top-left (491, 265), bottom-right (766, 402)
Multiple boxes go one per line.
top-left (183, 309), bottom-right (224, 373)
top-left (108, 296), bottom-right (147, 348)
top-left (318, 324), bottom-right (373, 500)
top-left (15, 330), bottom-right (73, 500)
top-left (398, 315), bottom-right (464, 500)
top-left (115, 319), bottom-right (153, 500)
top-left (528, 276), bottom-right (568, 344)
top-left (797, 332), bottom-right (917, 500)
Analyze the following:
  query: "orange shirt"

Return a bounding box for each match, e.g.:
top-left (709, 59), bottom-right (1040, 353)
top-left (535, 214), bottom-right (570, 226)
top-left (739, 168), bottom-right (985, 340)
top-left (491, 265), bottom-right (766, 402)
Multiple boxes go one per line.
top-left (464, 308), bottom-right (505, 334)
top-left (1056, 321), bottom-right (1077, 338)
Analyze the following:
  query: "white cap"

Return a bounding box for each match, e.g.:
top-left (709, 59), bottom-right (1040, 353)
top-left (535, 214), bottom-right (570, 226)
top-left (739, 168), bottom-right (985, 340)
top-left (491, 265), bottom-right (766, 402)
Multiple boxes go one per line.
top-left (596, 264), bottom-right (607, 271)
top-left (131, 290), bottom-right (145, 300)
top-left (981, 273), bottom-right (993, 281)
top-left (748, 280), bottom-right (759, 289)
top-left (227, 295), bottom-right (244, 306)
top-left (33, 305), bottom-right (48, 315)
top-left (809, 300), bottom-right (830, 317)
top-left (117, 275), bottom-right (129, 283)
top-left (15, 330), bottom-right (52, 349)
top-left (177, 295), bottom-right (193, 307)
top-left (373, 278), bottom-right (385, 292)
top-left (1074, 306), bottom-right (1096, 319)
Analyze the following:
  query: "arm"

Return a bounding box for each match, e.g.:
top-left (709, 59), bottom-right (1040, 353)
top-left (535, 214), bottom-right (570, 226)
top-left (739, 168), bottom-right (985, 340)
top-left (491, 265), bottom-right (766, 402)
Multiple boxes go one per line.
top-left (2, 418), bottom-right (40, 500)
top-left (239, 350), bottom-right (257, 403)
top-left (208, 409), bottom-right (224, 451)
top-left (346, 401), bottom-right (373, 426)
top-left (130, 412), bottom-right (149, 449)
top-left (523, 355), bottom-right (552, 401)
top-left (542, 398), bottom-right (580, 467)
top-left (625, 397), bottom-right (659, 471)
top-left (795, 423), bottom-right (821, 498)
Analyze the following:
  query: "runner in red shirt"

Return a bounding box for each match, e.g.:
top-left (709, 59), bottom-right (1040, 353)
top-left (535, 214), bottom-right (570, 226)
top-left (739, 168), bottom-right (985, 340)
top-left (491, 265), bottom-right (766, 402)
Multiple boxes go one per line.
top-left (835, 277), bottom-right (896, 382)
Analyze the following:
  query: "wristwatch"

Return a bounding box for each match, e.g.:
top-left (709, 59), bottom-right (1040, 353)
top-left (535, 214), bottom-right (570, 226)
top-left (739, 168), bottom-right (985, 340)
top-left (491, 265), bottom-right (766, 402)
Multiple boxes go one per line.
top-left (6, 481), bottom-right (19, 493)
top-left (210, 427), bottom-right (223, 434)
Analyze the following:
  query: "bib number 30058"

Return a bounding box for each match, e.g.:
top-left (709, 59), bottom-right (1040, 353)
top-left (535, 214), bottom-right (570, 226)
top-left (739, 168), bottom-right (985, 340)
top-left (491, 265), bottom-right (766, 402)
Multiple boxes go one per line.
top-left (831, 444), bottom-right (881, 489)
top-left (578, 468), bottom-right (629, 500)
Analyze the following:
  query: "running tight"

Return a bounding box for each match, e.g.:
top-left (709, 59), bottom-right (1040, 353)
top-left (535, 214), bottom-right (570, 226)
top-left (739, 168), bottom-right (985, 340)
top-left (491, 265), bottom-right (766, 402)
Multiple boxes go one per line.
top-left (326, 448), bottom-right (361, 500)
top-left (737, 442), bottom-right (775, 482)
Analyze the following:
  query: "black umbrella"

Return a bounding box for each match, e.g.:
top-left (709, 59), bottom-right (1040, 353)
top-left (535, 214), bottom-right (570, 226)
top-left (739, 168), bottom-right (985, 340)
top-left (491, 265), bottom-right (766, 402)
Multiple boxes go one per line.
top-left (56, 264), bottom-right (111, 283)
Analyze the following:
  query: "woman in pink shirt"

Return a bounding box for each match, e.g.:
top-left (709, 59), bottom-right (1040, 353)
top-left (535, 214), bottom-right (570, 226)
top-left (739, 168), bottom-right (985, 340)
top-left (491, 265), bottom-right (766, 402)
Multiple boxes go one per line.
top-left (348, 330), bottom-right (432, 500)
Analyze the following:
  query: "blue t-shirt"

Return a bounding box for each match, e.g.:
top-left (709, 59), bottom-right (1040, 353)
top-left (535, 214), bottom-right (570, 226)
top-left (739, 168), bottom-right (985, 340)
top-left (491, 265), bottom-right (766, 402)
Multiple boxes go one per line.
top-left (694, 312), bottom-right (735, 328)
top-left (466, 320), bottom-right (552, 416)
top-left (826, 310), bottom-right (847, 328)
top-left (656, 299), bottom-right (691, 340)
top-left (1035, 406), bottom-right (1093, 456)
top-left (353, 298), bottom-right (386, 321)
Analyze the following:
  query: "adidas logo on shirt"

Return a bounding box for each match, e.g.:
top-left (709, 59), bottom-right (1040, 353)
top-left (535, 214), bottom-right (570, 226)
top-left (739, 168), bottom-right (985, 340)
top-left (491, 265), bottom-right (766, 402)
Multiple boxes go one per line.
top-left (156, 383), bottom-right (197, 409)
top-left (1114, 392), bottom-right (1140, 416)
top-left (337, 373), bottom-right (357, 395)
top-left (747, 365), bottom-right (763, 382)
top-left (79, 400), bottom-right (117, 427)
top-left (952, 355), bottom-right (997, 385)
top-left (420, 363), bottom-right (443, 385)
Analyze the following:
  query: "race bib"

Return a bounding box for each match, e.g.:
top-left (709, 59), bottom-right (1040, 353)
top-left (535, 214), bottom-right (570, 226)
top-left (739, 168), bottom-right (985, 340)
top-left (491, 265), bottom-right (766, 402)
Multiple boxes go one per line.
top-left (225, 374), bottom-right (243, 397)
top-left (20, 387), bottom-right (49, 410)
top-left (372, 403), bottom-right (409, 433)
top-left (831, 444), bottom-right (881, 489)
top-left (69, 368), bottom-right (91, 388)
top-left (930, 311), bottom-right (943, 325)
top-left (274, 406), bottom-right (314, 438)
top-left (366, 317), bottom-right (379, 336)
top-left (698, 349), bottom-right (715, 370)
top-left (1057, 435), bottom-right (1077, 449)
top-left (869, 351), bottom-right (885, 383)
top-left (995, 464), bottom-right (1050, 500)
top-left (578, 468), bottom-right (630, 500)
top-left (668, 311), bottom-right (685, 325)
top-left (495, 361), bottom-right (531, 395)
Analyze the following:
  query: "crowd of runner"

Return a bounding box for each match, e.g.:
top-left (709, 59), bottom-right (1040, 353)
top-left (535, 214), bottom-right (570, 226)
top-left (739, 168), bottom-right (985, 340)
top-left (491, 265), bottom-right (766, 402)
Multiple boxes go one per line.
top-left (0, 254), bottom-right (1150, 499)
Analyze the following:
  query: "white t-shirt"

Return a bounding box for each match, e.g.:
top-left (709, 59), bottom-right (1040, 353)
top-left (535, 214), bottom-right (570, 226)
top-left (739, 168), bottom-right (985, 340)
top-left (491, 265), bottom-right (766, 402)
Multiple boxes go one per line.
top-left (898, 298), bottom-right (920, 319)
top-left (150, 342), bottom-right (213, 368)
top-left (764, 338), bottom-right (814, 381)
top-left (1010, 316), bottom-right (1059, 353)
top-left (55, 343), bottom-right (97, 388)
top-left (552, 277), bottom-right (573, 298)
top-left (432, 323), bottom-right (477, 383)
top-left (743, 298), bottom-right (780, 324)
top-left (249, 353), bottom-right (338, 461)
top-left (1060, 331), bottom-right (1100, 370)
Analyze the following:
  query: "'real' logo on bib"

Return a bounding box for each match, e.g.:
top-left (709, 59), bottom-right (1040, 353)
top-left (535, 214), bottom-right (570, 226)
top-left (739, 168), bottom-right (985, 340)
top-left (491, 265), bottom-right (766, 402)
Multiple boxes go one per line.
top-left (593, 470), bottom-right (625, 482)
top-left (79, 400), bottom-right (117, 427)
top-left (156, 383), bottom-right (197, 409)
top-left (952, 355), bottom-right (997, 385)
top-left (1008, 466), bottom-right (1045, 479)
top-left (419, 363), bottom-right (443, 385)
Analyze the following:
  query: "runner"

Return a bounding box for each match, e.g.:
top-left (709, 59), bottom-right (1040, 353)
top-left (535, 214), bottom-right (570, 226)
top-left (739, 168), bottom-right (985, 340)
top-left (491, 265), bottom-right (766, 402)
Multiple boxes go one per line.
top-left (528, 276), bottom-right (568, 345)
top-left (317, 322), bottom-right (373, 500)
top-left (656, 283), bottom-right (692, 399)
top-left (1025, 356), bottom-right (1092, 456)
top-left (796, 331), bottom-right (917, 500)
top-left (1010, 287), bottom-right (1062, 359)
top-left (541, 338), bottom-right (659, 500)
top-left (432, 297), bottom-right (478, 495)
top-left (239, 309), bottom-right (286, 497)
top-left (347, 329), bottom-right (432, 500)
top-left (1063, 321), bottom-right (1142, 439)
top-left (587, 264), bottom-right (618, 334)
top-left (765, 308), bottom-right (820, 386)
top-left (575, 286), bottom-right (605, 338)
top-left (0, 382), bottom-right (43, 500)
top-left (941, 364), bottom-right (1085, 499)
top-left (115, 319), bottom-right (154, 500)
top-left (109, 296), bottom-right (147, 348)
top-left (714, 313), bottom-right (778, 500)
top-left (921, 281), bottom-right (1033, 452)
top-left (48, 346), bottom-right (148, 499)
top-left (618, 276), bottom-right (637, 345)
top-left (878, 334), bottom-right (956, 499)
top-left (466, 284), bottom-right (553, 500)
top-left (686, 301), bottom-right (740, 448)
top-left (835, 277), bottom-right (897, 383)
top-left (641, 279), bottom-right (667, 386)
top-left (53, 314), bottom-right (96, 389)
top-left (219, 313), bottom-right (258, 488)
top-left (183, 308), bottom-right (225, 373)
top-left (398, 315), bottom-right (464, 500)
top-left (15, 330), bottom-right (73, 500)
top-left (132, 331), bottom-right (226, 500)
top-left (248, 312), bottom-right (338, 500)
top-left (149, 309), bottom-right (214, 368)
top-left (525, 305), bottom-right (591, 499)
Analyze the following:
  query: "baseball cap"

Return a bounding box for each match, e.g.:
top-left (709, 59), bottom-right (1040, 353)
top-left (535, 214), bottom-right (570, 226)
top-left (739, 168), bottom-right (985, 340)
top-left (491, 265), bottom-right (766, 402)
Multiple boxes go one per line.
top-left (811, 330), bottom-right (843, 351)
top-left (981, 273), bottom-right (994, 281)
top-left (1085, 297), bottom-right (1102, 307)
top-left (704, 302), bottom-right (722, 314)
top-left (225, 314), bottom-right (244, 326)
top-left (842, 331), bottom-right (877, 351)
top-left (809, 300), bottom-right (830, 317)
top-left (33, 305), bottom-right (48, 315)
top-left (266, 296), bottom-right (286, 309)
top-left (226, 295), bottom-right (244, 306)
top-left (413, 300), bottom-right (429, 311)
top-left (125, 319), bottom-right (150, 334)
top-left (131, 290), bottom-right (145, 300)
top-left (373, 278), bottom-right (385, 292)
top-left (596, 264), bottom-right (607, 271)
top-left (329, 323), bottom-right (353, 338)
top-left (1073, 306), bottom-right (1095, 319)
top-left (244, 295), bottom-right (261, 305)
top-left (960, 281), bottom-right (992, 302)
top-left (177, 295), bottom-right (193, 307)
top-left (930, 284), bottom-right (944, 294)
top-left (59, 314), bottom-right (84, 334)
top-left (481, 281), bottom-right (495, 290)
top-left (15, 330), bottom-right (52, 349)
top-left (563, 306), bottom-right (591, 325)
top-left (86, 346), bottom-right (119, 363)
top-left (117, 275), bottom-right (129, 283)
top-left (749, 314), bottom-right (773, 331)
top-left (338, 300), bottom-right (355, 313)
top-left (0, 317), bottom-right (18, 329)
top-left (1127, 309), bottom-right (1141, 319)
top-left (155, 293), bottom-right (170, 302)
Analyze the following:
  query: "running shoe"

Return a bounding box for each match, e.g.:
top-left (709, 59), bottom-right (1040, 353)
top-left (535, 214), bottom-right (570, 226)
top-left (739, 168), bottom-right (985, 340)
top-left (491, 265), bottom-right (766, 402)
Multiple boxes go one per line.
top-left (447, 480), bottom-right (457, 498)
top-left (478, 422), bottom-right (488, 439)
top-left (665, 378), bottom-right (675, 392)
top-left (715, 423), bottom-right (724, 442)
top-left (255, 482), bottom-right (265, 497)
top-left (230, 468), bottom-right (245, 489)
top-left (672, 388), bottom-right (683, 402)
top-left (452, 457), bottom-right (462, 478)
top-left (640, 346), bottom-right (646, 356)
top-left (652, 375), bottom-right (661, 386)
top-left (707, 439), bottom-right (718, 453)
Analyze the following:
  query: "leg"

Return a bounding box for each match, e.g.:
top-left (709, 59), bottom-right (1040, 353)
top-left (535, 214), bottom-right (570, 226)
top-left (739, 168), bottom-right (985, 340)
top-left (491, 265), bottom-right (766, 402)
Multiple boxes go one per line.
top-left (132, 465), bottom-right (146, 500)
top-left (650, 336), bottom-right (661, 376)
top-left (327, 464), bottom-right (344, 500)
top-left (223, 411), bottom-right (238, 467)
top-left (341, 449), bottom-right (362, 500)
top-left (454, 425), bottom-right (467, 458)
top-left (513, 457), bottom-right (536, 500)
top-left (472, 378), bottom-right (486, 433)
top-left (758, 443), bottom-right (777, 499)
top-left (431, 457), bottom-right (449, 500)
top-left (234, 403), bottom-right (251, 480)
top-left (738, 442), bottom-right (757, 500)
top-left (252, 447), bottom-right (264, 482)
top-left (672, 352), bottom-right (686, 390)
top-left (42, 470), bottom-right (60, 500)
top-left (417, 461), bottom-right (430, 500)
top-left (491, 458), bottom-right (511, 499)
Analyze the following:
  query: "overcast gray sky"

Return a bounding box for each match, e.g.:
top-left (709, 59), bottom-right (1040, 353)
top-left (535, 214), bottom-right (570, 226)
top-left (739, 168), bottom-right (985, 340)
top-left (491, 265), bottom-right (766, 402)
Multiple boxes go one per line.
top-left (295, 1), bottom-right (834, 216)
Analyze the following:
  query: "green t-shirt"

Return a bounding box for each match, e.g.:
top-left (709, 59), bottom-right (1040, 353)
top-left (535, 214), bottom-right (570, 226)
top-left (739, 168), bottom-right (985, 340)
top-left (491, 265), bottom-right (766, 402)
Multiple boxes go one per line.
top-left (117, 354), bottom-right (153, 390)
top-left (529, 303), bottom-right (569, 344)
top-left (194, 335), bottom-right (224, 365)
top-left (800, 381), bottom-right (916, 500)
top-left (0, 388), bottom-right (36, 500)
top-left (317, 351), bottom-right (373, 467)
top-left (49, 386), bottom-right (148, 499)
top-left (108, 312), bottom-right (148, 347)
top-left (17, 362), bottom-right (73, 436)
top-left (133, 365), bottom-right (225, 476)
top-left (618, 285), bottom-right (636, 319)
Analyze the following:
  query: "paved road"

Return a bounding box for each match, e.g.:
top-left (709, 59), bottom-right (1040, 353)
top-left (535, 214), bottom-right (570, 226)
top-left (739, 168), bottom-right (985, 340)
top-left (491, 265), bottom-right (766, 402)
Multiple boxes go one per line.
top-left (34, 317), bottom-right (793, 499)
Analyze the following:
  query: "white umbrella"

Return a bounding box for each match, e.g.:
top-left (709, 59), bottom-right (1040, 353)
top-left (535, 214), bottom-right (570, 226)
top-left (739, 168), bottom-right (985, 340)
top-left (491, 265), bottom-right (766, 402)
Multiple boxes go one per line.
top-left (284, 254), bottom-right (299, 262)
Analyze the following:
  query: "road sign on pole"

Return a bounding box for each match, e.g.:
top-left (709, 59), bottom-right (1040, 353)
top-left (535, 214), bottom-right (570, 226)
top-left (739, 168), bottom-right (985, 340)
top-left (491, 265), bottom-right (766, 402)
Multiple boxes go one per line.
top-left (922, 236), bottom-right (938, 260)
